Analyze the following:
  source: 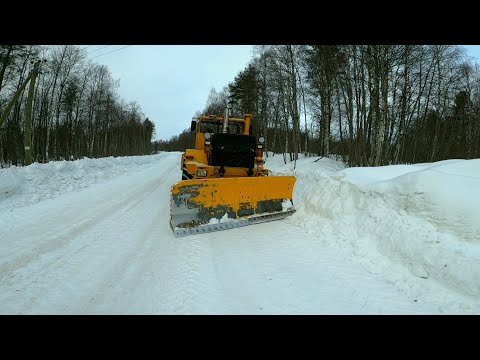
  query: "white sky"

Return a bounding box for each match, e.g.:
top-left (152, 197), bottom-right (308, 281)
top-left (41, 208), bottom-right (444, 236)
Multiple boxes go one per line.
top-left (91, 45), bottom-right (254, 141)
top-left (1, 153), bottom-right (480, 314)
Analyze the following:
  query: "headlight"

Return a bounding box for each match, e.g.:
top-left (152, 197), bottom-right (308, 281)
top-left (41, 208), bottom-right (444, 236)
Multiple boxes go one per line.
top-left (204, 132), bottom-right (211, 140)
top-left (205, 140), bottom-right (211, 145)
top-left (258, 136), bottom-right (265, 144)
top-left (196, 169), bottom-right (207, 177)
top-left (257, 144), bottom-right (263, 149)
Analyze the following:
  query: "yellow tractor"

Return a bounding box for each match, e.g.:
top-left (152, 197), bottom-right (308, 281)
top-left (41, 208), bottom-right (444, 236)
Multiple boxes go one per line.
top-left (170, 107), bottom-right (296, 237)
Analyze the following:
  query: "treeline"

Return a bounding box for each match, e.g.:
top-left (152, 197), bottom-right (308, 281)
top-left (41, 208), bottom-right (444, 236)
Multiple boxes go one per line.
top-left (158, 45), bottom-right (480, 167)
top-left (153, 128), bottom-right (194, 152)
top-left (0, 45), bottom-right (154, 167)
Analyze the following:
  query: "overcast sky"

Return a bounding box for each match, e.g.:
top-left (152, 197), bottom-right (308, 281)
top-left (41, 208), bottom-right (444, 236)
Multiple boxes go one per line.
top-left (92, 45), bottom-right (254, 141)
top-left (91, 45), bottom-right (480, 142)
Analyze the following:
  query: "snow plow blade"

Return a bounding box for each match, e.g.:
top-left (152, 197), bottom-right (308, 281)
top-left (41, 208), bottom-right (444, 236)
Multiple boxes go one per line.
top-left (170, 176), bottom-right (296, 237)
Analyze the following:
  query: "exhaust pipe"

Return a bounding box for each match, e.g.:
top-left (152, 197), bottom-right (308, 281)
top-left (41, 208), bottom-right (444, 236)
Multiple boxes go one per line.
top-left (222, 106), bottom-right (230, 134)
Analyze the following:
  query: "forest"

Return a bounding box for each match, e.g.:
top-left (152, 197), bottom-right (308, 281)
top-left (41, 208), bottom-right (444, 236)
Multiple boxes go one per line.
top-left (157, 45), bottom-right (480, 167)
top-left (0, 45), bottom-right (154, 167)
top-left (2, 45), bottom-right (479, 168)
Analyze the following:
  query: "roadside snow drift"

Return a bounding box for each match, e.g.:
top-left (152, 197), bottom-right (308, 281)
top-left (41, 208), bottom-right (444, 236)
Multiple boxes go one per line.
top-left (269, 154), bottom-right (480, 299)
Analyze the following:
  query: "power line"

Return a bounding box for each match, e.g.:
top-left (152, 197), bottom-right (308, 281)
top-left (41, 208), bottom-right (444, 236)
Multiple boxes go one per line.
top-left (90, 45), bottom-right (132, 59)
top-left (87, 45), bottom-right (111, 55)
top-left (81, 45), bottom-right (94, 50)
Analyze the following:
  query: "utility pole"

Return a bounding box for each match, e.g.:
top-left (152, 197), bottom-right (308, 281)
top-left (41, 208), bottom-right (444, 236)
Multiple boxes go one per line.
top-left (24, 60), bottom-right (41, 165)
top-left (0, 72), bottom-right (34, 129)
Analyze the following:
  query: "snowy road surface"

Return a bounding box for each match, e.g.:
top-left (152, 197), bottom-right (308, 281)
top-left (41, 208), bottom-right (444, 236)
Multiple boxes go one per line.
top-left (1, 152), bottom-right (479, 314)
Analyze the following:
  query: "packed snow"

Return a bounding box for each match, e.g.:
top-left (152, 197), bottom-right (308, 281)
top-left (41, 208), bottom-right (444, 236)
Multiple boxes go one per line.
top-left (281, 199), bottom-right (293, 212)
top-left (207, 213), bottom-right (234, 225)
top-left (1, 152), bottom-right (479, 314)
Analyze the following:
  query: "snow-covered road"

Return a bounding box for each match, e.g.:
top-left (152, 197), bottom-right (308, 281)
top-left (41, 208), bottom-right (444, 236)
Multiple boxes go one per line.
top-left (1, 152), bottom-right (479, 314)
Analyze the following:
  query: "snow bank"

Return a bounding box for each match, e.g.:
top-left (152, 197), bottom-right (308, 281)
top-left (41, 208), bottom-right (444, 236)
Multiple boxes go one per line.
top-left (267, 155), bottom-right (480, 298)
top-left (0, 153), bottom-right (172, 211)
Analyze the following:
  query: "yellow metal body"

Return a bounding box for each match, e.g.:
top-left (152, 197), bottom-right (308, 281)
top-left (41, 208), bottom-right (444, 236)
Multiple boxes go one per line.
top-left (182, 149), bottom-right (268, 178)
top-left (182, 114), bottom-right (268, 178)
top-left (170, 113), bottom-right (296, 236)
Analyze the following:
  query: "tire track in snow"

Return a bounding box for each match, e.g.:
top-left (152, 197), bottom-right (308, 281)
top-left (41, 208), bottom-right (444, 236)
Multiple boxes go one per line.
top-left (5, 179), bottom-right (166, 314)
top-left (0, 174), bottom-right (165, 284)
top-left (73, 154), bottom-right (211, 315)
top-left (77, 205), bottom-right (164, 314)
top-left (0, 159), bottom-right (179, 314)
top-left (202, 223), bottom-right (316, 314)
top-left (77, 159), bottom-right (187, 314)
top-left (148, 220), bottom-right (212, 314)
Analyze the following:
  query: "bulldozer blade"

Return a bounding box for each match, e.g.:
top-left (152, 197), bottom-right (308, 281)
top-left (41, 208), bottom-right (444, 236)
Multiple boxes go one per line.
top-left (172, 208), bottom-right (295, 237)
top-left (170, 176), bottom-right (296, 237)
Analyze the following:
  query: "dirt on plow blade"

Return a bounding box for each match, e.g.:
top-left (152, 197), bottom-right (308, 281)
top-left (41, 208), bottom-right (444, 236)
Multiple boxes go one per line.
top-left (170, 176), bottom-right (296, 237)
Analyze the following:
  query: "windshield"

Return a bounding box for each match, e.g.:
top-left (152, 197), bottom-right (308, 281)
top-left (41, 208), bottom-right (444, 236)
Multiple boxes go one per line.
top-left (200, 120), bottom-right (244, 135)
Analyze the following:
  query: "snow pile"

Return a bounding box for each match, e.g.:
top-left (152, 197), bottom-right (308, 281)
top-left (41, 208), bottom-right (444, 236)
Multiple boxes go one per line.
top-left (208, 212), bottom-right (234, 224)
top-left (267, 154), bottom-right (480, 299)
top-left (282, 199), bottom-right (293, 212)
top-left (0, 153), bottom-right (171, 211)
top-left (343, 160), bottom-right (480, 242)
